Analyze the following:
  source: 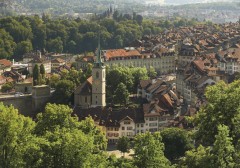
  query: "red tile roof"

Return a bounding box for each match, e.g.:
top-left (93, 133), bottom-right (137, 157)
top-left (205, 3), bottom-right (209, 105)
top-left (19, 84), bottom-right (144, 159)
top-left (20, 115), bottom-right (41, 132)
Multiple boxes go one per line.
top-left (104, 49), bottom-right (141, 60)
top-left (0, 59), bottom-right (12, 67)
top-left (193, 59), bottom-right (205, 72)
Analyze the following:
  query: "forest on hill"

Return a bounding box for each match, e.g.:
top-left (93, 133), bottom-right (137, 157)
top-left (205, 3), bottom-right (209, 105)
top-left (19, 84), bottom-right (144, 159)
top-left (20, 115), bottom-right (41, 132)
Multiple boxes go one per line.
top-left (0, 13), bottom-right (201, 60)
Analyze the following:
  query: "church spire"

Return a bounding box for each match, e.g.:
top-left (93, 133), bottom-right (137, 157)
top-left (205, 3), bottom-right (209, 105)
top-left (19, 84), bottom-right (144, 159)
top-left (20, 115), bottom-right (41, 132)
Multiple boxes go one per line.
top-left (95, 34), bottom-right (103, 66)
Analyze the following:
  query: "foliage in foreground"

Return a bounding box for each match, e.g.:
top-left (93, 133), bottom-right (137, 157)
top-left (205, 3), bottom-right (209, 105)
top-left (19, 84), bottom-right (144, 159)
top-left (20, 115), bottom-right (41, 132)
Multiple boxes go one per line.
top-left (0, 103), bottom-right (108, 168)
top-left (1, 80), bottom-right (240, 167)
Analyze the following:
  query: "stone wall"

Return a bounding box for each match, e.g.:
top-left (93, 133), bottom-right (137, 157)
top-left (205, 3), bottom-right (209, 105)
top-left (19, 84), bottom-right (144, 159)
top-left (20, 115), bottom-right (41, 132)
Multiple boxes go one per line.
top-left (15, 82), bottom-right (32, 94)
top-left (0, 95), bottom-right (33, 116)
top-left (0, 85), bottom-right (52, 117)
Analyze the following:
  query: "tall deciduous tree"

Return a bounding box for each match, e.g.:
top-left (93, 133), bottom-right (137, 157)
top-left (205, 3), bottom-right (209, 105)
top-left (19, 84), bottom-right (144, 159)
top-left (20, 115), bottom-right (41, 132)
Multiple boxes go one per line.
top-left (114, 82), bottom-right (129, 105)
top-left (78, 117), bottom-right (107, 152)
top-left (117, 136), bottom-right (131, 157)
top-left (0, 29), bottom-right (16, 59)
top-left (0, 103), bottom-right (43, 168)
top-left (148, 66), bottom-right (157, 78)
top-left (49, 73), bottom-right (60, 88)
top-left (212, 125), bottom-right (235, 168)
top-left (160, 128), bottom-right (193, 161)
top-left (35, 103), bottom-right (108, 167)
top-left (133, 132), bottom-right (171, 168)
top-left (46, 37), bottom-right (63, 53)
top-left (50, 79), bottom-right (75, 104)
top-left (194, 80), bottom-right (240, 145)
top-left (180, 145), bottom-right (213, 168)
top-left (35, 103), bottom-right (79, 135)
top-left (14, 40), bottom-right (33, 59)
top-left (132, 67), bottom-right (149, 92)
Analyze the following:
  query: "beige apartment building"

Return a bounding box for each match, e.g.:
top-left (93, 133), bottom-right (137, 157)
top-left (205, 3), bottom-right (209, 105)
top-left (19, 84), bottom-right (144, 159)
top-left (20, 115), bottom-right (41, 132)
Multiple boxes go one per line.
top-left (76, 47), bottom-right (176, 74)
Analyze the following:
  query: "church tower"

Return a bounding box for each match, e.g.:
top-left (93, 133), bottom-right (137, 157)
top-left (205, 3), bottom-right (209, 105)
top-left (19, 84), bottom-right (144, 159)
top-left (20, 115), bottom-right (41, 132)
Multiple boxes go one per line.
top-left (91, 37), bottom-right (106, 107)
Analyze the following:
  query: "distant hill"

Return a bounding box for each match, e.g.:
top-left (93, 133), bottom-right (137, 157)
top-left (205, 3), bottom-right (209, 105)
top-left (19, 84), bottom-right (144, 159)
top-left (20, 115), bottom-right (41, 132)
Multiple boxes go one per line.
top-left (164, 0), bottom-right (234, 5)
top-left (0, 0), bottom-right (239, 16)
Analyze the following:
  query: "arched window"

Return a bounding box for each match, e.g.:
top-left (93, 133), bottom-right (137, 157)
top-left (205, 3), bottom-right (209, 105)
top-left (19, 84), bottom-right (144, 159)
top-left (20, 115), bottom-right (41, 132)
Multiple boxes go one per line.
top-left (96, 71), bottom-right (99, 78)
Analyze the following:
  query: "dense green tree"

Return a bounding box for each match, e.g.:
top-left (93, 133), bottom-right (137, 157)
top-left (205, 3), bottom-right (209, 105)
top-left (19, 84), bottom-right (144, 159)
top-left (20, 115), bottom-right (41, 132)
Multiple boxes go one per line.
top-left (49, 73), bottom-right (60, 88)
top-left (0, 103), bottom-right (42, 168)
top-left (180, 145), bottom-right (213, 168)
top-left (50, 79), bottom-right (75, 104)
top-left (46, 21), bottom-right (67, 44)
top-left (64, 68), bottom-right (82, 86)
top-left (46, 37), bottom-right (63, 53)
top-left (108, 156), bottom-right (136, 168)
top-left (33, 64), bottom-right (40, 86)
top-left (0, 29), bottom-right (16, 59)
top-left (14, 40), bottom-right (33, 58)
top-left (133, 132), bottom-right (171, 168)
top-left (0, 17), bottom-right (33, 43)
top-left (1, 82), bottom-right (13, 93)
top-left (40, 127), bottom-right (96, 168)
top-left (212, 125), bottom-right (235, 168)
top-left (160, 128), bottom-right (194, 161)
top-left (114, 83), bottom-right (130, 105)
top-left (117, 136), bottom-right (131, 157)
top-left (235, 140), bottom-right (240, 167)
top-left (78, 117), bottom-right (107, 151)
top-left (0, 15), bottom-right (204, 55)
top-left (194, 80), bottom-right (240, 145)
top-left (27, 15), bottom-right (46, 50)
top-left (35, 103), bottom-right (108, 168)
top-left (106, 66), bottom-right (134, 95)
top-left (132, 67), bottom-right (149, 92)
top-left (66, 40), bottom-right (77, 53)
top-left (35, 103), bottom-right (79, 135)
top-left (148, 66), bottom-right (157, 78)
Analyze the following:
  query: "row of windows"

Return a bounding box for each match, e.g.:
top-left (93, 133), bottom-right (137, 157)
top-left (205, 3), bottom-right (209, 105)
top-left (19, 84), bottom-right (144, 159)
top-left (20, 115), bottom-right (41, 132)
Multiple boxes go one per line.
top-left (149, 123), bottom-right (158, 127)
top-left (122, 126), bottom-right (133, 130)
top-left (107, 127), bottom-right (119, 131)
top-left (124, 120), bottom-right (131, 124)
top-left (149, 117), bottom-right (158, 121)
top-left (107, 61), bottom-right (175, 67)
top-left (107, 133), bottom-right (119, 137)
top-left (136, 124), bottom-right (144, 127)
top-left (122, 132), bottom-right (133, 136)
top-left (137, 130), bottom-right (144, 133)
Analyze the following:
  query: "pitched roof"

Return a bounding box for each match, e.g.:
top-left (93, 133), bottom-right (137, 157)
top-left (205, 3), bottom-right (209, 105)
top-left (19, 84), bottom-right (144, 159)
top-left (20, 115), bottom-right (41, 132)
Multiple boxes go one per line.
top-left (73, 107), bottom-right (144, 127)
top-left (0, 59), bottom-right (12, 68)
top-left (104, 49), bottom-right (141, 60)
top-left (139, 79), bottom-right (151, 89)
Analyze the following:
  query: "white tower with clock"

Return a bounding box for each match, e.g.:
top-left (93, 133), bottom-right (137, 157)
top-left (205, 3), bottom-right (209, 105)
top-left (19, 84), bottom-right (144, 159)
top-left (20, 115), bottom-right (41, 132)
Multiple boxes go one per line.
top-left (91, 39), bottom-right (106, 107)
